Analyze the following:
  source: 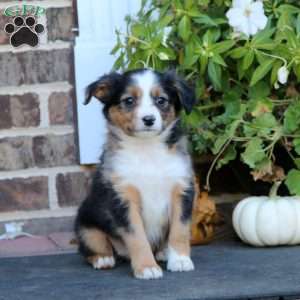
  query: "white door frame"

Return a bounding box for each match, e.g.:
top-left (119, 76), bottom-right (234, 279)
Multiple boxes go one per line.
top-left (74, 0), bottom-right (140, 164)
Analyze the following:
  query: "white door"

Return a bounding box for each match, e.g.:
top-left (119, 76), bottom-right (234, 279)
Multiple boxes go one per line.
top-left (74, 0), bottom-right (141, 164)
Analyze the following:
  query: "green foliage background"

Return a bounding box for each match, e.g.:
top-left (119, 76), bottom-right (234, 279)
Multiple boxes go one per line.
top-left (112, 0), bottom-right (300, 195)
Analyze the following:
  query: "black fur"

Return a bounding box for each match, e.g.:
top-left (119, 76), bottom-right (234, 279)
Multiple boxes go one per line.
top-left (165, 120), bottom-right (183, 146)
top-left (181, 183), bottom-right (195, 223)
top-left (75, 168), bottom-right (130, 241)
top-left (160, 70), bottom-right (196, 114)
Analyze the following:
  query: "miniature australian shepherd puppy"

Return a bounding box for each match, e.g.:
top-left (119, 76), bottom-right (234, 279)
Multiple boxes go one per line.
top-left (75, 68), bottom-right (197, 279)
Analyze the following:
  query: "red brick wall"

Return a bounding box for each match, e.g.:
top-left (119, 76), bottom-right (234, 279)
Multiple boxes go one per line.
top-left (0, 0), bottom-right (91, 225)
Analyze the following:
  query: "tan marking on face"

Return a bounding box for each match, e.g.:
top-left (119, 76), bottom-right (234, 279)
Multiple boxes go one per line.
top-left (108, 106), bottom-right (135, 135)
top-left (168, 184), bottom-right (192, 256)
top-left (94, 83), bottom-right (109, 99)
top-left (108, 86), bottom-right (144, 135)
top-left (151, 86), bottom-right (165, 98)
top-left (79, 227), bottom-right (113, 257)
top-left (125, 85), bottom-right (143, 99)
top-left (117, 185), bottom-right (160, 275)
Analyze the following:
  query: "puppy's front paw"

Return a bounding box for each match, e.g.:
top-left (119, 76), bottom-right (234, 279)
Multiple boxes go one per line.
top-left (92, 256), bottom-right (115, 269)
top-left (134, 265), bottom-right (163, 280)
top-left (167, 248), bottom-right (194, 272)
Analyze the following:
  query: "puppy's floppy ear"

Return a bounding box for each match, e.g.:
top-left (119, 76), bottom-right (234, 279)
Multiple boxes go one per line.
top-left (164, 70), bottom-right (196, 114)
top-left (84, 72), bottom-right (122, 105)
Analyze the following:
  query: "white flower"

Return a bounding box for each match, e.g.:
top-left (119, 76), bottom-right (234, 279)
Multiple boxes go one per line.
top-left (226, 0), bottom-right (268, 37)
top-left (162, 26), bottom-right (172, 45)
top-left (277, 66), bottom-right (289, 84)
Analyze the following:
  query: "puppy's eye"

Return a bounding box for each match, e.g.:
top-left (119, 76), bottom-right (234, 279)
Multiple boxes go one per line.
top-left (155, 96), bottom-right (169, 108)
top-left (122, 97), bottom-right (135, 108)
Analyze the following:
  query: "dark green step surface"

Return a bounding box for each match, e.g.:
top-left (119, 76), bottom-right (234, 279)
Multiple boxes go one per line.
top-left (1, 239), bottom-right (300, 300)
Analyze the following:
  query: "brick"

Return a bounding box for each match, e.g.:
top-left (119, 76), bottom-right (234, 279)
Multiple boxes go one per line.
top-left (0, 49), bottom-right (73, 87)
top-left (15, 93), bottom-right (40, 127)
top-left (56, 172), bottom-right (91, 207)
top-left (0, 93), bottom-right (40, 129)
top-left (47, 7), bottom-right (74, 42)
top-left (49, 91), bottom-right (74, 125)
top-left (0, 137), bottom-right (34, 171)
top-left (0, 96), bottom-right (12, 129)
top-left (32, 134), bottom-right (77, 168)
top-left (0, 176), bottom-right (48, 212)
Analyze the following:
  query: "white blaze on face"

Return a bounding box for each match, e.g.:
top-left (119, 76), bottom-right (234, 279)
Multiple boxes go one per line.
top-left (133, 70), bottom-right (163, 136)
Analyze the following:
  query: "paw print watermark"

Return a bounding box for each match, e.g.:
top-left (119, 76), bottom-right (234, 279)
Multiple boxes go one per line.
top-left (5, 16), bottom-right (44, 47)
top-left (2, 4), bottom-right (46, 48)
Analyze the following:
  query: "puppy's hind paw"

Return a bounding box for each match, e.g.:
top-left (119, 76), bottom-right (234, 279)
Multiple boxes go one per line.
top-left (91, 256), bottom-right (115, 269)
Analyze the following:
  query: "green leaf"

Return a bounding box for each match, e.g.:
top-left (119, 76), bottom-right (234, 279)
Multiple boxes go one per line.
top-left (248, 81), bottom-right (270, 99)
top-left (252, 113), bottom-right (278, 136)
top-left (241, 138), bottom-right (266, 168)
top-left (193, 15), bottom-right (218, 27)
top-left (183, 54), bottom-right (199, 68)
top-left (242, 50), bottom-right (254, 70)
top-left (296, 14), bottom-right (300, 35)
top-left (248, 98), bottom-right (273, 117)
top-left (178, 16), bottom-right (191, 42)
top-left (252, 28), bottom-right (275, 46)
top-left (250, 59), bottom-right (274, 86)
top-left (212, 134), bottom-right (229, 154)
top-left (277, 4), bottom-right (300, 14)
top-left (295, 158), bottom-right (300, 169)
top-left (216, 145), bottom-right (237, 169)
top-left (199, 54), bottom-right (208, 74)
top-left (283, 102), bottom-right (300, 133)
top-left (270, 60), bottom-right (282, 85)
top-left (293, 138), bottom-right (300, 155)
top-left (211, 53), bottom-right (227, 67)
top-left (229, 47), bottom-right (247, 59)
top-left (286, 169), bottom-right (300, 195)
top-left (212, 40), bottom-right (235, 54)
top-left (208, 60), bottom-right (222, 91)
top-left (255, 42), bottom-right (277, 50)
top-left (157, 47), bottom-right (176, 60)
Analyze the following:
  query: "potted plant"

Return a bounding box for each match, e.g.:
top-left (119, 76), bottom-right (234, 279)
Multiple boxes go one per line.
top-left (111, 0), bottom-right (300, 197)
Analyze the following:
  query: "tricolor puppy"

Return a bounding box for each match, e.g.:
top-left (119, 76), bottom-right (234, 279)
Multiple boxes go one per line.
top-left (75, 68), bottom-right (197, 279)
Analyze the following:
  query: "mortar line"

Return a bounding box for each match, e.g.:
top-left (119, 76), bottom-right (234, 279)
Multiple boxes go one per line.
top-left (0, 207), bottom-right (77, 222)
top-left (0, 165), bottom-right (83, 180)
top-left (0, 42), bottom-right (71, 53)
top-left (0, 125), bottom-right (74, 138)
top-left (0, 0), bottom-right (72, 10)
top-left (48, 173), bottom-right (59, 210)
top-left (38, 90), bottom-right (51, 128)
top-left (0, 82), bottom-right (72, 95)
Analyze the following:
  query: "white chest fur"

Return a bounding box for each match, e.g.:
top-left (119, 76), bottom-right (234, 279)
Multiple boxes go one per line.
top-left (112, 136), bottom-right (192, 246)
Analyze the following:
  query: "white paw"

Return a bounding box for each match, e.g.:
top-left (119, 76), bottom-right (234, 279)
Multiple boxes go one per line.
top-left (155, 250), bottom-right (167, 262)
top-left (93, 256), bottom-right (115, 269)
top-left (134, 266), bottom-right (163, 280)
top-left (167, 255), bottom-right (194, 272)
top-left (167, 247), bottom-right (194, 272)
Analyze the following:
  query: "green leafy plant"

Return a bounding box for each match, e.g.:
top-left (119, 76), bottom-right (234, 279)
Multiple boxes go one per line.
top-left (111, 0), bottom-right (300, 195)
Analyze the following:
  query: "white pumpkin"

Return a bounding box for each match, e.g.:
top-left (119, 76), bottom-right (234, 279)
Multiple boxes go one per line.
top-left (232, 182), bottom-right (300, 247)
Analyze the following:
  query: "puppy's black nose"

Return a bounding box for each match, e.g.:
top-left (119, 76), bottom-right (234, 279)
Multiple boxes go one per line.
top-left (142, 115), bottom-right (155, 127)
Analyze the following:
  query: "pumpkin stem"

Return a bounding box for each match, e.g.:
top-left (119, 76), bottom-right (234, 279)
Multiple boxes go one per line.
top-left (269, 181), bottom-right (282, 198)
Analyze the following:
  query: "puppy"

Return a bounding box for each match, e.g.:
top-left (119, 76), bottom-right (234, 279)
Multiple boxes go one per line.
top-left (75, 68), bottom-right (196, 279)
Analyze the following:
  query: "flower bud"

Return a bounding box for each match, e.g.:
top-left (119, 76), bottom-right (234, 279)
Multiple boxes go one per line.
top-left (277, 66), bottom-right (289, 84)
